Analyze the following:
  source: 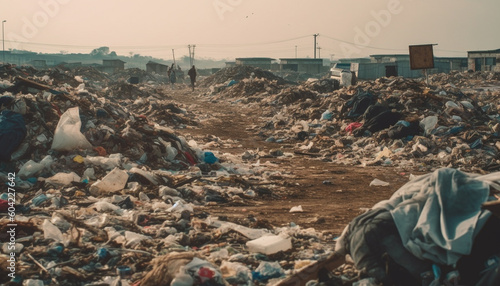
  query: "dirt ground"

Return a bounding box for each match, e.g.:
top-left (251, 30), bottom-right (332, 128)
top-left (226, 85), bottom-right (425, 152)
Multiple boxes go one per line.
top-left (170, 86), bottom-right (415, 236)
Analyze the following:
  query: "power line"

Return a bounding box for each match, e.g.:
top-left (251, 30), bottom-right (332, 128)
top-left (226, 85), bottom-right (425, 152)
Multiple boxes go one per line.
top-left (321, 34), bottom-right (408, 51)
top-left (321, 34), bottom-right (468, 55)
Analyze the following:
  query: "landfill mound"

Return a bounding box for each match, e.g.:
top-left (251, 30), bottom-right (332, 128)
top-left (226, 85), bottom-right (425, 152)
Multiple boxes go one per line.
top-left (199, 65), bottom-right (288, 87)
top-left (203, 69), bottom-right (500, 172)
top-left (71, 66), bottom-right (111, 83)
top-left (229, 72), bottom-right (500, 173)
top-left (215, 77), bottom-right (284, 99)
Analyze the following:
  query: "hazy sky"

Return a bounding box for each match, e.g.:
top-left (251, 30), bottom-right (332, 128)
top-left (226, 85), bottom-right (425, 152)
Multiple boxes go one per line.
top-left (1, 0), bottom-right (500, 61)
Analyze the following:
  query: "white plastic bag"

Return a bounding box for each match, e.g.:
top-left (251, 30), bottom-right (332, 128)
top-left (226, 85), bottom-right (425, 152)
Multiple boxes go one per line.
top-left (369, 178), bottom-right (390, 187)
top-left (45, 172), bottom-right (81, 187)
top-left (420, 116), bottom-right (438, 136)
top-left (51, 107), bottom-right (92, 151)
top-left (18, 155), bottom-right (54, 179)
top-left (42, 219), bottom-right (65, 243)
top-left (90, 167), bottom-right (129, 195)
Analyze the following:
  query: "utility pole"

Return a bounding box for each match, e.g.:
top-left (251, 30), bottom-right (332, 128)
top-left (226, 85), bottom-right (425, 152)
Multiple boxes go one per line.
top-left (172, 49), bottom-right (176, 65)
top-left (188, 44), bottom-right (196, 66)
top-left (192, 44), bottom-right (196, 66)
top-left (313, 33), bottom-right (319, 59)
top-left (295, 45), bottom-right (297, 58)
top-left (317, 46), bottom-right (321, 58)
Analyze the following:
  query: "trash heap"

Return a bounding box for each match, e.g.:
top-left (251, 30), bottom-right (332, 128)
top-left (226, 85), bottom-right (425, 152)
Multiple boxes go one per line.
top-left (0, 65), bottom-right (340, 286)
top-left (206, 68), bottom-right (500, 173)
top-left (331, 167), bottom-right (500, 286)
top-left (200, 66), bottom-right (292, 97)
top-left (110, 68), bottom-right (168, 84)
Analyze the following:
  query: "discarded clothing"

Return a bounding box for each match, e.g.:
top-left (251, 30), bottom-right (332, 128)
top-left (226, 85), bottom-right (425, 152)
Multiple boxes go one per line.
top-left (363, 110), bottom-right (402, 133)
top-left (0, 110), bottom-right (27, 161)
top-left (336, 208), bottom-right (429, 284)
top-left (387, 121), bottom-right (421, 139)
top-left (373, 168), bottom-right (494, 265)
top-left (345, 122), bottom-right (363, 135)
top-left (343, 90), bottom-right (375, 119)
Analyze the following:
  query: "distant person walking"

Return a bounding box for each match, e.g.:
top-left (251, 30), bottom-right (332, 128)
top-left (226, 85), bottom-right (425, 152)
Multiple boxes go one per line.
top-left (188, 65), bottom-right (197, 91)
top-left (169, 64), bottom-right (176, 89)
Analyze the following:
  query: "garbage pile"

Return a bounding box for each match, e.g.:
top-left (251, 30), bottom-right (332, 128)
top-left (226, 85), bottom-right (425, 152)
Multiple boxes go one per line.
top-left (70, 66), bottom-right (111, 84)
top-left (332, 167), bottom-right (500, 286)
top-left (199, 66), bottom-right (290, 97)
top-left (275, 71), bottom-right (330, 83)
top-left (206, 70), bottom-right (500, 173)
top-left (110, 68), bottom-right (168, 84)
top-left (0, 65), bottom-right (341, 285)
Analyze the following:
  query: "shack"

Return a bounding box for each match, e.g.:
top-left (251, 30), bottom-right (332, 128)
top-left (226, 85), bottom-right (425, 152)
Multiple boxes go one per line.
top-left (280, 58), bottom-right (323, 74)
top-left (467, 48), bottom-right (500, 72)
top-left (102, 59), bottom-right (125, 74)
top-left (146, 61), bottom-right (169, 75)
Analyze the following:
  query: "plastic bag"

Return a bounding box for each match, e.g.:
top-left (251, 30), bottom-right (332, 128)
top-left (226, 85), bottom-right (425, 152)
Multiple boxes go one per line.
top-left (51, 107), bottom-right (92, 151)
top-left (45, 172), bottom-right (81, 187)
top-left (90, 167), bottom-right (128, 195)
top-left (42, 219), bottom-right (65, 243)
top-left (321, 110), bottom-right (333, 121)
top-left (18, 155), bottom-right (54, 179)
top-left (182, 257), bottom-right (226, 285)
top-left (420, 116), bottom-right (438, 136)
top-left (219, 261), bottom-right (252, 285)
top-left (84, 154), bottom-right (122, 170)
top-left (369, 178), bottom-right (390, 187)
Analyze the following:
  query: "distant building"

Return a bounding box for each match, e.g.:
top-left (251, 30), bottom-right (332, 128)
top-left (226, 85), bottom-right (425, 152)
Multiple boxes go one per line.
top-left (338, 54), bottom-right (467, 80)
top-left (467, 49), bottom-right (500, 71)
top-left (29, 60), bottom-right (47, 69)
top-left (280, 58), bottom-right (323, 74)
top-left (102, 59), bottom-right (125, 74)
top-left (235, 57), bottom-right (274, 70)
top-left (225, 61), bottom-right (236, 68)
top-left (146, 61), bottom-right (168, 75)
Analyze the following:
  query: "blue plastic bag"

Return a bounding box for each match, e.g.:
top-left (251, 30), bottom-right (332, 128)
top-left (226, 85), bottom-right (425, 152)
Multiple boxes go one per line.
top-left (204, 152), bottom-right (218, 164)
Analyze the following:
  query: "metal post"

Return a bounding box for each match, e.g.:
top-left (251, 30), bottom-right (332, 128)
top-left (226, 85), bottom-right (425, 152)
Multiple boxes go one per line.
top-left (295, 45), bottom-right (297, 58)
top-left (313, 34), bottom-right (319, 59)
top-left (192, 45), bottom-right (196, 66)
top-left (2, 20), bottom-right (6, 64)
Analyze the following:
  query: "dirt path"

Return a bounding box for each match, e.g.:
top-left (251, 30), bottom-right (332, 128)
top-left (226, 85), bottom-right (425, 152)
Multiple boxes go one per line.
top-left (171, 87), bottom-right (412, 235)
